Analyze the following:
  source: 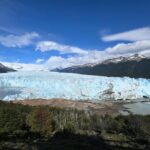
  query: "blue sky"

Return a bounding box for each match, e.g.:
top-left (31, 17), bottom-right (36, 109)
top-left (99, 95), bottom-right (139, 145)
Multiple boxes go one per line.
top-left (0, 0), bottom-right (150, 69)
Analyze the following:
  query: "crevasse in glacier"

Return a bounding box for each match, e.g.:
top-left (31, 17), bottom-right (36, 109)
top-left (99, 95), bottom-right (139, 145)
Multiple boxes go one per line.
top-left (0, 71), bottom-right (150, 101)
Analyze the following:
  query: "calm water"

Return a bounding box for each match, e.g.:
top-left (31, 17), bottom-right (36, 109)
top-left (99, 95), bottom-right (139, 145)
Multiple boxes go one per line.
top-left (0, 88), bottom-right (22, 99)
top-left (121, 101), bottom-right (150, 115)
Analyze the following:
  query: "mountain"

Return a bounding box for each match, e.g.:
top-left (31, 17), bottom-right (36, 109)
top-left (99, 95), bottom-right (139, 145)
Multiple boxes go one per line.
top-left (0, 63), bottom-right (16, 73)
top-left (54, 54), bottom-right (150, 78)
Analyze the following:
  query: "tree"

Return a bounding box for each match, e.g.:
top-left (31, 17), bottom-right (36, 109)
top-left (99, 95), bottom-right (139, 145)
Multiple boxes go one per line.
top-left (28, 107), bottom-right (55, 136)
top-left (0, 107), bottom-right (25, 134)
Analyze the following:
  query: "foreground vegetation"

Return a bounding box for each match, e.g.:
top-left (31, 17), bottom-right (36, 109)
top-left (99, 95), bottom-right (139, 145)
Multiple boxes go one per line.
top-left (0, 100), bottom-right (150, 150)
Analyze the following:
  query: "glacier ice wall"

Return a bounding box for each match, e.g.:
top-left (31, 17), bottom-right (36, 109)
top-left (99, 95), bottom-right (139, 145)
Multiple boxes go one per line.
top-left (0, 71), bottom-right (150, 101)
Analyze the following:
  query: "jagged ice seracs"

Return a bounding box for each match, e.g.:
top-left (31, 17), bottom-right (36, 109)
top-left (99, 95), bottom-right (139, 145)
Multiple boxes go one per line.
top-left (0, 71), bottom-right (150, 101)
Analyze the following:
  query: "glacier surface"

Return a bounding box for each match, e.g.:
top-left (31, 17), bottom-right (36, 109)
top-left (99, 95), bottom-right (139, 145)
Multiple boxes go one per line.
top-left (0, 71), bottom-right (150, 101)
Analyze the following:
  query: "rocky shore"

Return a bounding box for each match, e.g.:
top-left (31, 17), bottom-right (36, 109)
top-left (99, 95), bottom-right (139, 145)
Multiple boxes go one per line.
top-left (13, 99), bottom-right (125, 116)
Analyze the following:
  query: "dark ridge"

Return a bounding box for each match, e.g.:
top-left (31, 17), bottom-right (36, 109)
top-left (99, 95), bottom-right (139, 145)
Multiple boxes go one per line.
top-left (0, 63), bottom-right (16, 73)
top-left (54, 55), bottom-right (150, 79)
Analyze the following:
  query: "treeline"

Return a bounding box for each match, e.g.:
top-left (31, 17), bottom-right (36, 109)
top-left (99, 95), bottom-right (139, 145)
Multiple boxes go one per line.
top-left (0, 100), bottom-right (150, 150)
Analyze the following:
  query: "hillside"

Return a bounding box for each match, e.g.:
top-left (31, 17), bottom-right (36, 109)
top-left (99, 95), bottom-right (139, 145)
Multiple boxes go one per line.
top-left (0, 63), bottom-right (16, 73)
top-left (55, 54), bottom-right (150, 78)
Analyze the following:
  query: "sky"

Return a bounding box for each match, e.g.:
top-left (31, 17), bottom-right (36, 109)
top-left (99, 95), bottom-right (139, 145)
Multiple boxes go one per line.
top-left (0, 0), bottom-right (150, 69)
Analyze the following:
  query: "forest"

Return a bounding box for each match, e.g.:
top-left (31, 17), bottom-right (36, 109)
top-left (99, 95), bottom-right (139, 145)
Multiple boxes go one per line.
top-left (0, 100), bottom-right (150, 150)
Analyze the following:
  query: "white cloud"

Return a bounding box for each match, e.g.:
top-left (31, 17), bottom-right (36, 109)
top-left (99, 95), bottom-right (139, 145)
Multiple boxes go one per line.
top-left (2, 61), bottom-right (48, 71)
top-left (45, 51), bottom-right (115, 69)
top-left (102, 27), bottom-right (150, 42)
top-left (36, 58), bottom-right (45, 64)
top-left (1, 27), bottom-right (150, 70)
top-left (2, 39), bottom-right (150, 70)
top-left (36, 41), bottom-right (88, 54)
top-left (36, 27), bottom-right (150, 68)
top-left (45, 56), bottom-right (87, 69)
top-left (45, 40), bottom-right (150, 69)
top-left (106, 40), bottom-right (150, 55)
top-left (0, 32), bottom-right (39, 47)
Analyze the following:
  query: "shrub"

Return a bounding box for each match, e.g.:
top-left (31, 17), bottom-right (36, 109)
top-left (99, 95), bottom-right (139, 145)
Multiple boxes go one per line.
top-left (63, 122), bottom-right (75, 133)
top-left (28, 107), bottom-right (55, 136)
top-left (0, 107), bottom-right (25, 134)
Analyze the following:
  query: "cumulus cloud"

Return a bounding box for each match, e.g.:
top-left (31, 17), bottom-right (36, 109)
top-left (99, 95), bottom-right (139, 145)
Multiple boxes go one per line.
top-left (0, 32), bottom-right (39, 47)
top-left (36, 58), bottom-right (45, 64)
top-left (45, 51), bottom-right (116, 69)
top-left (102, 27), bottom-right (150, 42)
top-left (2, 39), bottom-right (150, 70)
top-left (36, 41), bottom-right (88, 54)
top-left (45, 56), bottom-right (89, 69)
top-left (36, 27), bottom-right (150, 69)
top-left (2, 27), bottom-right (150, 70)
top-left (2, 61), bottom-right (48, 71)
top-left (106, 40), bottom-right (150, 54)
top-left (45, 40), bottom-right (150, 69)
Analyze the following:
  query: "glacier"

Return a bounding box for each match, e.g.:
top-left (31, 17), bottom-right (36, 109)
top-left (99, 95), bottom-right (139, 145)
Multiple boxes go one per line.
top-left (0, 71), bottom-right (150, 101)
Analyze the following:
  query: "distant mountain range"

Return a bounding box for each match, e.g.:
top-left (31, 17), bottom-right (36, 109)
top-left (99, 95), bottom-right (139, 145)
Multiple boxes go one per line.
top-left (53, 54), bottom-right (150, 78)
top-left (0, 63), bottom-right (16, 73)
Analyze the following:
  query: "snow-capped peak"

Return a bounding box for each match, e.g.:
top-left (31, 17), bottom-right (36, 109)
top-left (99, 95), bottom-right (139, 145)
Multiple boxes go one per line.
top-left (127, 54), bottom-right (146, 61)
top-left (102, 54), bottom-right (146, 64)
top-left (102, 56), bottom-right (125, 64)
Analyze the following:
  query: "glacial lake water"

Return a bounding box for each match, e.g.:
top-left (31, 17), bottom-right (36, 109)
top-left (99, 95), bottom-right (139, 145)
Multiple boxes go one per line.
top-left (0, 88), bottom-right (22, 99)
top-left (121, 101), bottom-right (150, 115)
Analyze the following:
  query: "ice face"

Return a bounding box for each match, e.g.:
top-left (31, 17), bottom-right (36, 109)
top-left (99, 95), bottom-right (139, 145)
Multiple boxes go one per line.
top-left (0, 71), bottom-right (150, 101)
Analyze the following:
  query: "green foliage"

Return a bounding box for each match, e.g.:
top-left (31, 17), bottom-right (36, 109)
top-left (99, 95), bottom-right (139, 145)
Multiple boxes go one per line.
top-left (0, 100), bottom-right (150, 149)
top-left (0, 104), bottom-right (26, 134)
top-left (122, 115), bottom-right (150, 141)
top-left (63, 122), bottom-right (75, 133)
top-left (28, 107), bottom-right (55, 136)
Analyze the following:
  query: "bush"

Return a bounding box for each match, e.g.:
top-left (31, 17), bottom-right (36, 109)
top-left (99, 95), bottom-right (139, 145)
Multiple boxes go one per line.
top-left (123, 115), bottom-right (150, 141)
top-left (0, 107), bottom-right (25, 134)
top-left (63, 122), bottom-right (75, 133)
top-left (28, 107), bottom-right (55, 136)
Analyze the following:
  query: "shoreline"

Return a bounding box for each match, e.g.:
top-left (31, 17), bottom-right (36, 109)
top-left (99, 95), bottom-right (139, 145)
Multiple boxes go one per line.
top-left (12, 99), bottom-right (126, 116)
top-left (12, 98), bottom-right (150, 116)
